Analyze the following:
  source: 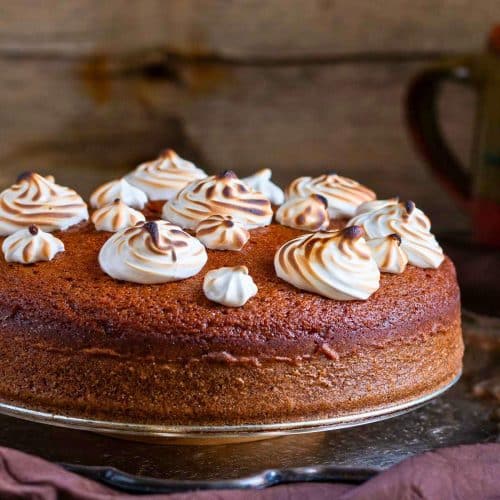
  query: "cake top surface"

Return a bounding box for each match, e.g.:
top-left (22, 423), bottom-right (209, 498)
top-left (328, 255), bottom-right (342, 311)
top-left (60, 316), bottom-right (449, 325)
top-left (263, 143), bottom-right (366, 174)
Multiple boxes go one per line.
top-left (0, 220), bottom-right (458, 359)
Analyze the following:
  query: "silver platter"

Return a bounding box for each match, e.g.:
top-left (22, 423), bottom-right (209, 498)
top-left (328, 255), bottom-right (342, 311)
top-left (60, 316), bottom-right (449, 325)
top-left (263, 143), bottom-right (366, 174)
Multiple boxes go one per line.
top-left (0, 373), bottom-right (460, 445)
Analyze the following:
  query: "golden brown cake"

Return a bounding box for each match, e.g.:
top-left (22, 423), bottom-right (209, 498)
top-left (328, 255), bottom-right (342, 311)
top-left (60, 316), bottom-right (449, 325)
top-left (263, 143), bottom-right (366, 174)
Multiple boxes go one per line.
top-left (0, 160), bottom-right (463, 426)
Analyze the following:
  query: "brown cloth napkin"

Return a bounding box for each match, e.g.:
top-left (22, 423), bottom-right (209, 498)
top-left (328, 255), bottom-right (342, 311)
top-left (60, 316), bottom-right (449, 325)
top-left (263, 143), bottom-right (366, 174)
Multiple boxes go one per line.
top-left (0, 443), bottom-right (498, 500)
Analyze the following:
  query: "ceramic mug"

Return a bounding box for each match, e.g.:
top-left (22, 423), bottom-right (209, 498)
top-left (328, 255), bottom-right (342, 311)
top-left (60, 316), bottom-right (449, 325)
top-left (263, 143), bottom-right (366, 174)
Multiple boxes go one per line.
top-left (406, 26), bottom-right (500, 247)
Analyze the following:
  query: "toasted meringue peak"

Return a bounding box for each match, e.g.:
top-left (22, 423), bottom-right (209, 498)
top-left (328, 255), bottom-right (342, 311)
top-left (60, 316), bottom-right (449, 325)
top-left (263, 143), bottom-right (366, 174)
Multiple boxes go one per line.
top-left (196, 215), bottom-right (250, 251)
top-left (275, 194), bottom-right (329, 231)
top-left (2, 225), bottom-right (64, 264)
top-left (91, 199), bottom-right (145, 232)
top-left (99, 220), bottom-right (207, 284)
top-left (285, 173), bottom-right (376, 218)
top-left (355, 197), bottom-right (399, 215)
top-left (90, 178), bottom-right (147, 209)
top-left (366, 234), bottom-right (408, 274)
top-left (0, 172), bottom-right (88, 236)
top-left (348, 201), bottom-right (443, 268)
top-left (162, 170), bottom-right (273, 230)
top-left (125, 149), bottom-right (207, 201)
top-left (242, 168), bottom-right (285, 205)
top-left (274, 226), bottom-right (380, 300)
top-left (203, 266), bottom-right (258, 307)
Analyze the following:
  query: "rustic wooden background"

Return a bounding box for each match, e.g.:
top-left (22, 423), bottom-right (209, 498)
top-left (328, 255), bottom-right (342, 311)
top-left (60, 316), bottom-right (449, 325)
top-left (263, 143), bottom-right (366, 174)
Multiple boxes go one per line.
top-left (0, 1), bottom-right (496, 231)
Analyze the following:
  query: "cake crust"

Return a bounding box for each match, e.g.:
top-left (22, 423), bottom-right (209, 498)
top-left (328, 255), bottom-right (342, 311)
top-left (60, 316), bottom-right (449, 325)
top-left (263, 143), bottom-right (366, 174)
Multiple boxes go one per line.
top-left (0, 222), bottom-right (463, 425)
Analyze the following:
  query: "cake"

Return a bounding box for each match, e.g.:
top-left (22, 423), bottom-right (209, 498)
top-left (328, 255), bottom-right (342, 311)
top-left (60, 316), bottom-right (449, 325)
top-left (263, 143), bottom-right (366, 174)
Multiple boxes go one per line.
top-left (0, 153), bottom-right (463, 427)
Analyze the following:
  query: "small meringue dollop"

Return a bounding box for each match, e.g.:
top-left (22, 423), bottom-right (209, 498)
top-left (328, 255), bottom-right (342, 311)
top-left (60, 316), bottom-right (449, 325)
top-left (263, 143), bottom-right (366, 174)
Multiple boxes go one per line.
top-left (125, 149), bottom-right (207, 201)
top-left (162, 170), bottom-right (273, 230)
top-left (196, 215), bottom-right (250, 251)
top-left (90, 178), bottom-right (147, 209)
top-left (285, 173), bottom-right (376, 218)
top-left (366, 234), bottom-right (408, 274)
top-left (91, 199), bottom-right (146, 232)
top-left (2, 225), bottom-right (64, 264)
top-left (0, 172), bottom-right (88, 236)
top-left (275, 194), bottom-right (329, 231)
top-left (242, 168), bottom-right (285, 205)
top-left (348, 200), bottom-right (443, 269)
top-left (355, 197), bottom-right (399, 215)
top-left (99, 220), bottom-right (207, 284)
top-left (203, 266), bottom-right (258, 307)
top-left (274, 226), bottom-right (380, 300)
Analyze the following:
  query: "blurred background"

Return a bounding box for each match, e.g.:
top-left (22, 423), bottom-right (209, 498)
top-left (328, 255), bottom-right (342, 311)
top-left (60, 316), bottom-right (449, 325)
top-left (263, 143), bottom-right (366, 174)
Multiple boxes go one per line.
top-left (0, 1), bottom-right (497, 234)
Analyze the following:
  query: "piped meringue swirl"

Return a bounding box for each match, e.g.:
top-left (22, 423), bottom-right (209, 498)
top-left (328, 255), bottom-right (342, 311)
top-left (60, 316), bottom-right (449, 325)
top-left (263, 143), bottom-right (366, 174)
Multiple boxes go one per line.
top-left (2, 225), bottom-right (64, 264)
top-left (366, 234), bottom-right (408, 274)
top-left (350, 199), bottom-right (431, 233)
top-left (91, 199), bottom-right (146, 232)
top-left (275, 194), bottom-right (329, 231)
top-left (274, 226), bottom-right (380, 300)
top-left (0, 172), bottom-right (88, 236)
top-left (90, 178), bottom-right (147, 209)
top-left (285, 173), bottom-right (376, 218)
top-left (99, 220), bottom-right (207, 284)
top-left (162, 170), bottom-right (273, 230)
top-left (242, 169), bottom-right (284, 205)
top-left (348, 200), bottom-right (443, 268)
top-left (203, 266), bottom-right (258, 307)
top-left (125, 149), bottom-right (207, 201)
top-left (196, 215), bottom-right (250, 251)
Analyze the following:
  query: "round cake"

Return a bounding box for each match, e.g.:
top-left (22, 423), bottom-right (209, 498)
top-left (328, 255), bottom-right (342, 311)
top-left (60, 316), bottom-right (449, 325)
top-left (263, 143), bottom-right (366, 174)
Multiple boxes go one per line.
top-left (0, 154), bottom-right (463, 426)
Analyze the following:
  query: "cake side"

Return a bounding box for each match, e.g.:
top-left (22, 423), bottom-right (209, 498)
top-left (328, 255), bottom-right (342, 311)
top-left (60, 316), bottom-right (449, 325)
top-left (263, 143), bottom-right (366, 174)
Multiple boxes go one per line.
top-left (0, 299), bottom-right (461, 425)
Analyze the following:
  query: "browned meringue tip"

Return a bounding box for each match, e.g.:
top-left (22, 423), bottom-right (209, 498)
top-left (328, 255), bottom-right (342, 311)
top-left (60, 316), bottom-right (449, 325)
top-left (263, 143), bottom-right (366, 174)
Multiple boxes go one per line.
top-left (28, 224), bottom-right (39, 235)
top-left (403, 200), bottom-right (415, 216)
top-left (217, 170), bottom-right (238, 180)
top-left (16, 171), bottom-right (36, 183)
top-left (312, 194), bottom-right (328, 208)
top-left (158, 148), bottom-right (176, 159)
top-left (222, 219), bottom-right (235, 227)
top-left (341, 225), bottom-right (365, 240)
top-left (389, 233), bottom-right (402, 245)
top-left (143, 221), bottom-right (160, 246)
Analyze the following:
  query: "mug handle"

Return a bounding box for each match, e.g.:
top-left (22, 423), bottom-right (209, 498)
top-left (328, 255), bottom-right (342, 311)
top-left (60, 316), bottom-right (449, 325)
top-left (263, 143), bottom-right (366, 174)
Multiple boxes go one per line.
top-left (405, 57), bottom-right (478, 210)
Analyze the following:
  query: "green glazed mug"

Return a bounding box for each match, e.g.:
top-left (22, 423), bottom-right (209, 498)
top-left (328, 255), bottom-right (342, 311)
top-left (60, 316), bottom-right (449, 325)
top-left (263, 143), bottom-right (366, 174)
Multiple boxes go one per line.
top-left (406, 26), bottom-right (500, 247)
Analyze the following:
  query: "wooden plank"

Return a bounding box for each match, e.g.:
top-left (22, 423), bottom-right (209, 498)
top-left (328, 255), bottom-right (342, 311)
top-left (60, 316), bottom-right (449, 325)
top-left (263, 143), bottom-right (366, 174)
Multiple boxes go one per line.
top-left (0, 56), bottom-right (473, 231)
top-left (0, 0), bottom-right (496, 58)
